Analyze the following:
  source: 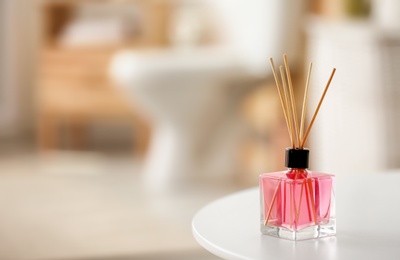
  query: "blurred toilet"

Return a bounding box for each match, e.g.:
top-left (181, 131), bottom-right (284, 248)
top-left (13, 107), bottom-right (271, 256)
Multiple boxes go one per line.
top-left (110, 0), bottom-right (303, 192)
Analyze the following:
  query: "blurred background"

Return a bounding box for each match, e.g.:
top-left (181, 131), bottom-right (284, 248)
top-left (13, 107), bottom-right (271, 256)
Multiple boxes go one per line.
top-left (1, 0), bottom-right (400, 259)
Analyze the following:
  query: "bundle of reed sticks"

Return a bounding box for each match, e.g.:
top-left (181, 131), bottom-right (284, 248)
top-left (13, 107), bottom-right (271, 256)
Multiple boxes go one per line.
top-left (269, 54), bottom-right (336, 149)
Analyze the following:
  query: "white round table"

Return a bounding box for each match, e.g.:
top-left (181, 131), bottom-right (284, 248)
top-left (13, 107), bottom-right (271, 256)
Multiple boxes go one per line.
top-left (192, 173), bottom-right (400, 260)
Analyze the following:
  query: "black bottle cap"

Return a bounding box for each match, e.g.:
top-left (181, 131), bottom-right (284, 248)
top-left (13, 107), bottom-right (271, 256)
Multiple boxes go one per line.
top-left (285, 148), bottom-right (309, 169)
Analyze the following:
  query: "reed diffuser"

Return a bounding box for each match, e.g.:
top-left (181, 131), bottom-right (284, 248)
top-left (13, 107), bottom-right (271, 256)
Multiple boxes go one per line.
top-left (260, 54), bottom-right (336, 240)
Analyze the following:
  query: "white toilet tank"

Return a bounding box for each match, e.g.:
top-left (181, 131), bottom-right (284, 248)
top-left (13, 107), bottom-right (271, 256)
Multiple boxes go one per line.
top-left (202, 0), bottom-right (303, 75)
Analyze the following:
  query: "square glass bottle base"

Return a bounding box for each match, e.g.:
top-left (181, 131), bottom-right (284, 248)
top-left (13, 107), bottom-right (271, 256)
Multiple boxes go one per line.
top-left (260, 170), bottom-right (336, 241)
top-left (261, 219), bottom-right (336, 241)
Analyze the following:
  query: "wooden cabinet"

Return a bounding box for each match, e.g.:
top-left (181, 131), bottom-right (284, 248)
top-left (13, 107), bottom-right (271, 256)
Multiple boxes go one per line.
top-left (35, 0), bottom-right (172, 153)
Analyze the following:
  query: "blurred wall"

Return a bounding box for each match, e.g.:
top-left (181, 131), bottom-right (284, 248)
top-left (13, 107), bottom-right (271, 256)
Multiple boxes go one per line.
top-left (0, 0), bottom-right (38, 140)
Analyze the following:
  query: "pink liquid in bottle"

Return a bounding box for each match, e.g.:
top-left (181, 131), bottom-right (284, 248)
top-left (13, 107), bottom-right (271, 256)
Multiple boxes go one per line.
top-left (260, 149), bottom-right (336, 240)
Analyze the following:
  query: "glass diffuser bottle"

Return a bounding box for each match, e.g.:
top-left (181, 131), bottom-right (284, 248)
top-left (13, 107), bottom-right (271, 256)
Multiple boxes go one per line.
top-left (261, 55), bottom-right (337, 240)
top-left (260, 148), bottom-right (335, 240)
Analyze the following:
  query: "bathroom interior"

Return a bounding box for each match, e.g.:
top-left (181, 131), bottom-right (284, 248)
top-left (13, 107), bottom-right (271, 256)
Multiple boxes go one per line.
top-left (0, 0), bottom-right (399, 259)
